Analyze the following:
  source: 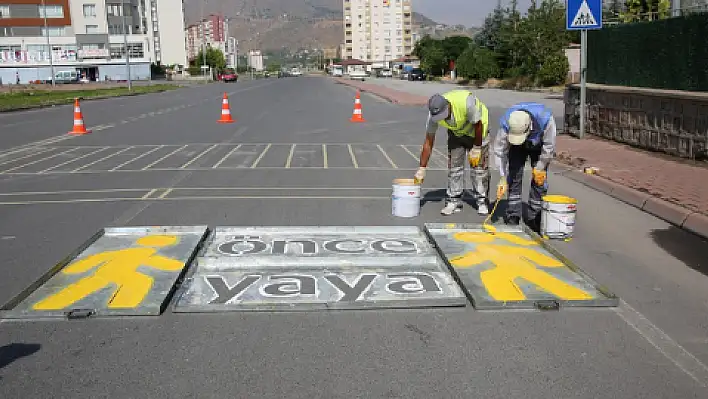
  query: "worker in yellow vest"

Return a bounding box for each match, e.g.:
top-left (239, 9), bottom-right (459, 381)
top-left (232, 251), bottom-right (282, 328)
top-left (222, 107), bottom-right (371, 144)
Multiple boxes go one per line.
top-left (415, 90), bottom-right (491, 215)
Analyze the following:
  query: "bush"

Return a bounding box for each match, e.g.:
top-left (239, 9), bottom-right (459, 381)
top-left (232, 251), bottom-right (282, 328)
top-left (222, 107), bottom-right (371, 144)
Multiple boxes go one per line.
top-left (456, 45), bottom-right (500, 82)
top-left (536, 51), bottom-right (569, 86)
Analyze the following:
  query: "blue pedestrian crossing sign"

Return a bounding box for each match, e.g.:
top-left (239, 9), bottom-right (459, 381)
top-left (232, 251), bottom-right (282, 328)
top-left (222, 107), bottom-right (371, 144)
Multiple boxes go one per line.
top-left (566, 0), bottom-right (602, 30)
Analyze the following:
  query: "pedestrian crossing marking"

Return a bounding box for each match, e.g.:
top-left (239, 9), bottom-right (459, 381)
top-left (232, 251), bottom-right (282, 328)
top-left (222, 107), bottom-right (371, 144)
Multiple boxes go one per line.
top-left (571, 0), bottom-right (597, 28)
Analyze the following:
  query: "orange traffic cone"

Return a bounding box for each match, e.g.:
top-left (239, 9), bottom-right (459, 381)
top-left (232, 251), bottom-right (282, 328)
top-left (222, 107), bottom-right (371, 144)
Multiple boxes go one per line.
top-left (68, 98), bottom-right (91, 135)
top-left (217, 92), bottom-right (235, 123)
top-left (350, 91), bottom-right (366, 123)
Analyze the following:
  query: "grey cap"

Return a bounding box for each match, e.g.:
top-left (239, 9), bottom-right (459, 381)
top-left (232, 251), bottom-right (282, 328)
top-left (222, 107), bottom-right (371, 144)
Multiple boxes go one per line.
top-left (428, 94), bottom-right (449, 122)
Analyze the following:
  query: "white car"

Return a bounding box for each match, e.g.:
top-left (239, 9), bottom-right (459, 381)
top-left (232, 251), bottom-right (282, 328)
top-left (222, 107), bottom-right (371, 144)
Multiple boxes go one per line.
top-left (348, 70), bottom-right (367, 81)
top-left (290, 68), bottom-right (303, 77)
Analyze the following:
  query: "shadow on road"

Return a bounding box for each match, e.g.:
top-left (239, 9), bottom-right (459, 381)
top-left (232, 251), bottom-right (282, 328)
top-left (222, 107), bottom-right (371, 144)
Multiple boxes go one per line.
top-left (650, 225), bottom-right (708, 276)
top-left (0, 343), bottom-right (41, 371)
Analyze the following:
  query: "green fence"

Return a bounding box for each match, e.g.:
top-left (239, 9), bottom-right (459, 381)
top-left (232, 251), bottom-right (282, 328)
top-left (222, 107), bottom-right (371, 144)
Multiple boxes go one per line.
top-left (587, 13), bottom-right (708, 91)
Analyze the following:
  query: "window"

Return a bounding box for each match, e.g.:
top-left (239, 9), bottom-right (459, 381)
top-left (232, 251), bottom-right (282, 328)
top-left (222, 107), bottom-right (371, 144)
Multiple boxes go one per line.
top-left (85, 25), bottom-right (99, 33)
top-left (0, 5), bottom-right (9, 18)
top-left (107, 4), bottom-right (121, 16)
top-left (83, 4), bottom-right (96, 17)
top-left (39, 5), bottom-right (64, 18)
top-left (41, 27), bottom-right (65, 37)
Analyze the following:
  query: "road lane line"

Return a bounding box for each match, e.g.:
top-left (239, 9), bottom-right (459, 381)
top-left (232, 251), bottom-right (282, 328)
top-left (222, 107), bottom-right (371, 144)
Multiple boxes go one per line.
top-left (0, 148), bottom-right (79, 174)
top-left (285, 144), bottom-right (296, 168)
top-left (157, 188), bottom-right (173, 199)
top-left (347, 144), bottom-right (359, 168)
top-left (0, 147), bottom-right (57, 167)
top-left (72, 146), bottom-right (133, 172)
top-left (401, 145), bottom-right (420, 162)
top-left (250, 143), bottom-right (271, 168)
top-left (110, 145), bottom-right (164, 171)
top-left (213, 144), bottom-right (242, 168)
top-left (614, 300), bottom-right (708, 387)
top-left (322, 144), bottom-right (328, 169)
top-left (142, 145), bottom-right (187, 170)
top-left (141, 189), bottom-right (158, 199)
top-left (377, 144), bottom-right (397, 168)
top-left (0, 188), bottom-right (148, 196)
top-left (38, 147), bottom-right (109, 173)
top-left (180, 143), bottom-right (219, 169)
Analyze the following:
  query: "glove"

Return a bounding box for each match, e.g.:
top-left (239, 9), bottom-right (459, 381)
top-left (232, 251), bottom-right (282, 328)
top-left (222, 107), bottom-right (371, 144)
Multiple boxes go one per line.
top-left (414, 167), bottom-right (426, 184)
top-left (532, 168), bottom-right (547, 186)
top-left (468, 147), bottom-right (482, 168)
top-left (497, 180), bottom-right (508, 199)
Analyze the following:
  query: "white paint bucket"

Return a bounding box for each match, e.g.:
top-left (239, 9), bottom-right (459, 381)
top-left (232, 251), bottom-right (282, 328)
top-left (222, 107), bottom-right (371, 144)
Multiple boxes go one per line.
top-left (541, 195), bottom-right (577, 239)
top-left (392, 178), bottom-right (421, 218)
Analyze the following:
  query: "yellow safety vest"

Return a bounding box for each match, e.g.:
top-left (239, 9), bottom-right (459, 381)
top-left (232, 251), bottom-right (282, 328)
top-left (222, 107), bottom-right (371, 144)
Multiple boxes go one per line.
top-left (439, 90), bottom-right (488, 138)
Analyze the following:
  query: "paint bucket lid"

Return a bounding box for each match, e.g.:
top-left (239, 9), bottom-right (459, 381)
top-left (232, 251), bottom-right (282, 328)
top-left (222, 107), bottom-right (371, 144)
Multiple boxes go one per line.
top-left (542, 195), bottom-right (577, 204)
top-left (393, 178), bottom-right (418, 185)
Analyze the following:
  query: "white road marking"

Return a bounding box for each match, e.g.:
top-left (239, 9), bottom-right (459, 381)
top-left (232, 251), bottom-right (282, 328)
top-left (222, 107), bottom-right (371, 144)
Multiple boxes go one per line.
top-left (38, 147), bottom-right (109, 173)
top-left (212, 144), bottom-right (242, 168)
top-left (250, 144), bottom-right (271, 168)
top-left (0, 147), bottom-right (57, 167)
top-left (347, 144), bottom-right (359, 168)
top-left (400, 144), bottom-right (420, 162)
top-left (72, 146), bottom-right (133, 172)
top-left (285, 144), bottom-right (296, 168)
top-left (142, 145), bottom-right (187, 170)
top-left (0, 148), bottom-right (78, 174)
top-left (110, 145), bottom-right (164, 171)
top-left (614, 300), bottom-right (708, 387)
top-left (180, 143), bottom-right (219, 169)
top-left (377, 144), bottom-right (397, 168)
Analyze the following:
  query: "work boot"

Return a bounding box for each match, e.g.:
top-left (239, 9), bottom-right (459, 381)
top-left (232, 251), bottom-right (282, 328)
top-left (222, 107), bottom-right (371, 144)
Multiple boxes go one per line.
top-left (477, 201), bottom-right (489, 216)
top-left (441, 201), bottom-right (462, 216)
top-left (504, 215), bottom-right (520, 226)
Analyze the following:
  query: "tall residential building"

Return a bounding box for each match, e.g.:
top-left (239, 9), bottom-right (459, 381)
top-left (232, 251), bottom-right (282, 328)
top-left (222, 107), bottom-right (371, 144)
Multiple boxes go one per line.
top-left (185, 13), bottom-right (236, 67)
top-left (342, 0), bottom-right (413, 63)
top-left (0, 0), bottom-right (187, 83)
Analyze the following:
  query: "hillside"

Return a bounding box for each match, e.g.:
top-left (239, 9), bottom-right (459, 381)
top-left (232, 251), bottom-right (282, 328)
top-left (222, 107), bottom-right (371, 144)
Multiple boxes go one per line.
top-left (182, 0), bottom-right (467, 52)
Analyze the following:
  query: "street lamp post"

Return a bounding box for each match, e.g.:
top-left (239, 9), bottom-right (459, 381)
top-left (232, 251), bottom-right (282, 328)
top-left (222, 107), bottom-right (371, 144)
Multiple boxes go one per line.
top-left (41, 0), bottom-right (55, 87)
top-left (120, 0), bottom-right (132, 91)
top-left (200, 0), bottom-right (208, 81)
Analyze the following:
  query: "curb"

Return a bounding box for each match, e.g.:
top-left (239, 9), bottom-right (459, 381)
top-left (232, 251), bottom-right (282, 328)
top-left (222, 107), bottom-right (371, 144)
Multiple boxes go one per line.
top-left (556, 165), bottom-right (708, 240)
top-left (332, 78), bottom-right (427, 106)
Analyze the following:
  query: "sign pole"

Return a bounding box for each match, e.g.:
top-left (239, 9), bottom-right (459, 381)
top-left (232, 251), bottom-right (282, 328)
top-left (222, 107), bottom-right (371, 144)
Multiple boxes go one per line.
top-left (579, 29), bottom-right (587, 139)
top-left (566, 0), bottom-right (601, 139)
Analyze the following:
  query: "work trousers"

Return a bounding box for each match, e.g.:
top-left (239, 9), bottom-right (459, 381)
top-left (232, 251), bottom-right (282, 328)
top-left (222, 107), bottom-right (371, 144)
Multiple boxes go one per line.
top-left (446, 130), bottom-right (490, 206)
top-left (505, 144), bottom-right (548, 223)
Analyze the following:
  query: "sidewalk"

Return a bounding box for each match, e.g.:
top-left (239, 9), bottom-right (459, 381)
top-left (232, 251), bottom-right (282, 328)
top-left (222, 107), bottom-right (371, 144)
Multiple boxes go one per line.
top-left (335, 77), bottom-right (708, 238)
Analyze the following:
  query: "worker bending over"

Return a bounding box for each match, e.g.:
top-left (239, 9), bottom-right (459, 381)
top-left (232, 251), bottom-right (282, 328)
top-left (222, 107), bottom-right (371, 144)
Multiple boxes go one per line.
top-left (415, 90), bottom-right (491, 216)
top-left (494, 102), bottom-right (557, 232)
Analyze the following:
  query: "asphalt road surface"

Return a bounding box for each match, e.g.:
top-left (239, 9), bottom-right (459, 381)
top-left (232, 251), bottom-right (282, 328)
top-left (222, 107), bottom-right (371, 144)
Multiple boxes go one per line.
top-left (1, 76), bottom-right (707, 398)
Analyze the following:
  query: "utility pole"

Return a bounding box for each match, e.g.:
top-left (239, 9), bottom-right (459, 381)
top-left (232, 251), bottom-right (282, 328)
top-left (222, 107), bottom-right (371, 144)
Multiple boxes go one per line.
top-left (201, 0), bottom-right (208, 82)
top-left (41, 0), bottom-right (55, 86)
top-left (121, 0), bottom-right (132, 91)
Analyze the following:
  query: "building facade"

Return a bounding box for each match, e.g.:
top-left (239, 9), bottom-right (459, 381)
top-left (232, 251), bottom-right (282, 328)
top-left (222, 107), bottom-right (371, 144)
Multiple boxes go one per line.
top-left (247, 49), bottom-right (263, 72)
top-left (0, 0), bottom-right (187, 84)
top-left (185, 13), bottom-right (236, 68)
top-left (342, 0), bottom-right (413, 64)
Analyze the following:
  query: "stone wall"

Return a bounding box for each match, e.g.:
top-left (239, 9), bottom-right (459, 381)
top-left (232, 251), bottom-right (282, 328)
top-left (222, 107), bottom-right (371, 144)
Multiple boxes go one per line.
top-left (564, 83), bottom-right (708, 160)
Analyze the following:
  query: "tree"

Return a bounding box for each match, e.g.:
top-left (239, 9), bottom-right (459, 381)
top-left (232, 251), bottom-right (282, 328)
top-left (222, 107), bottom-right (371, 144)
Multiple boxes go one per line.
top-left (440, 35), bottom-right (473, 63)
top-left (421, 42), bottom-right (447, 76)
top-left (266, 62), bottom-right (282, 72)
top-left (456, 45), bottom-right (500, 81)
top-left (193, 47), bottom-right (227, 72)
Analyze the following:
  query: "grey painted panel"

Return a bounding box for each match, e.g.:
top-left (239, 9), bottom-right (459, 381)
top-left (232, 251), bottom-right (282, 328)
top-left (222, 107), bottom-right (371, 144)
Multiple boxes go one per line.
top-left (174, 270), bottom-right (466, 312)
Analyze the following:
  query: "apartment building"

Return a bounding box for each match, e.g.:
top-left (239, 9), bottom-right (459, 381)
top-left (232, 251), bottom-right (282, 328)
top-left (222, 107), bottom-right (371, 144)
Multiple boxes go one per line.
top-left (342, 0), bottom-right (413, 65)
top-left (185, 14), bottom-right (236, 68)
top-left (0, 0), bottom-right (187, 84)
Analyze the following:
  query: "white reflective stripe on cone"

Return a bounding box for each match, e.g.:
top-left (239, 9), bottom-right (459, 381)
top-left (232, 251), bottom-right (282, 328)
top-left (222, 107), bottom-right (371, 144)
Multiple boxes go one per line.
top-left (74, 120), bottom-right (84, 125)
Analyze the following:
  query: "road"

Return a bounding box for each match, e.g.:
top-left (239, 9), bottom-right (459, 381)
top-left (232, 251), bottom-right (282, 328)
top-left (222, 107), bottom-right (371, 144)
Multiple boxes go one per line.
top-left (0, 76), bottom-right (707, 398)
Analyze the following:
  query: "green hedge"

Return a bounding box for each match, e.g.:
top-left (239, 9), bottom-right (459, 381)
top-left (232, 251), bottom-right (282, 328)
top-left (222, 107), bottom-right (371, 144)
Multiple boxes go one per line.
top-left (587, 13), bottom-right (708, 91)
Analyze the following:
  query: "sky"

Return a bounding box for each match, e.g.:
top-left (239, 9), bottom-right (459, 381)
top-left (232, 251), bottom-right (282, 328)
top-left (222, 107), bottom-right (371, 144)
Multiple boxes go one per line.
top-left (412, 0), bottom-right (533, 27)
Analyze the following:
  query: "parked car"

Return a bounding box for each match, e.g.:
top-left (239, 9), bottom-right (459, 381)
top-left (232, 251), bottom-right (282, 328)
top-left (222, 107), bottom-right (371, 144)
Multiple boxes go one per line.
top-left (348, 69), bottom-right (367, 81)
top-left (220, 69), bottom-right (238, 82)
top-left (378, 68), bottom-right (393, 78)
top-left (408, 68), bottom-right (426, 81)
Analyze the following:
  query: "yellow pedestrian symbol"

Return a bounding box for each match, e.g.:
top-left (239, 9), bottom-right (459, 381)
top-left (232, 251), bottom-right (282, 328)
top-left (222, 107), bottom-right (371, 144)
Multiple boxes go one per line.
top-left (449, 232), bottom-right (592, 301)
top-left (33, 235), bottom-right (184, 310)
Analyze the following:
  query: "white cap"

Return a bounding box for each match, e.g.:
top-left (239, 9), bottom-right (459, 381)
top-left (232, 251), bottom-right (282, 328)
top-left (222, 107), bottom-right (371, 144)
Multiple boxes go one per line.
top-left (507, 110), bottom-right (531, 145)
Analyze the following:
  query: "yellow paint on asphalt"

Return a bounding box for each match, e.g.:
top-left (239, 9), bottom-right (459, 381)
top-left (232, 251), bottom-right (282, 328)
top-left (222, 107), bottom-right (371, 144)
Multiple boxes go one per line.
top-left (449, 232), bottom-right (593, 301)
top-left (250, 143), bottom-right (271, 168)
top-left (32, 235), bottom-right (183, 310)
top-left (322, 144), bottom-right (328, 168)
top-left (285, 144), bottom-right (296, 168)
top-left (347, 144), bottom-right (359, 168)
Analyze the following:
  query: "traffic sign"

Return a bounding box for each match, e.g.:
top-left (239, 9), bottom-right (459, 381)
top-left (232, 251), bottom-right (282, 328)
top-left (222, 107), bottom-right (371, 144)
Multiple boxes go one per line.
top-left (566, 0), bottom-right (602, 30)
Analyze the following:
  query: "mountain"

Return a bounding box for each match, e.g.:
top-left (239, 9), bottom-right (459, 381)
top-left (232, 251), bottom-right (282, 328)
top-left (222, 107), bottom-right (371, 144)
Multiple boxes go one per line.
top-left (182, 0), bottom-right (461, 52)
